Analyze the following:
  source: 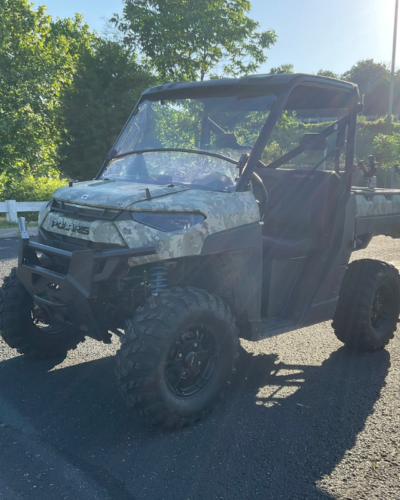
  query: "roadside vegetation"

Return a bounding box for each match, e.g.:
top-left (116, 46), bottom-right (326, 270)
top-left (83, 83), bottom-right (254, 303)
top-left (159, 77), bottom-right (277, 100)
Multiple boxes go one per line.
top-left (1, 0), bottom-right (400, 200)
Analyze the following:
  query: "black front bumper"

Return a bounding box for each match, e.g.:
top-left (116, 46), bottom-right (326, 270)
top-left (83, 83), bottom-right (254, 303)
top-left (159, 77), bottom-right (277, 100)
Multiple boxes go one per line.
top-left (17, 218), bottom-right (156, 340)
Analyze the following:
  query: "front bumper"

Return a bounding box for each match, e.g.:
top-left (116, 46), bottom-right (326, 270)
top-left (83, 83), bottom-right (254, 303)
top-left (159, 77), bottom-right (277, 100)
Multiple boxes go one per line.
top-left (17, 218), bottom-right (156, 340)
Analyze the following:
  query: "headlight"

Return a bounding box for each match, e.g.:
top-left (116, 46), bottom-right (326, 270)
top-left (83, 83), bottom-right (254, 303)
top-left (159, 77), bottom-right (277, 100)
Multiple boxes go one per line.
top-left (131, 212), bottom-right (205, 232)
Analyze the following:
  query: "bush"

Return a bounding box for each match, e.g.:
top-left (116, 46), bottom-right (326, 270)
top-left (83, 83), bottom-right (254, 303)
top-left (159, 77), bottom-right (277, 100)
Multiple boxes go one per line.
top-left (372, 133), bottom-right (400, 167)
top-left (0, 172), bottom-right (66, 202)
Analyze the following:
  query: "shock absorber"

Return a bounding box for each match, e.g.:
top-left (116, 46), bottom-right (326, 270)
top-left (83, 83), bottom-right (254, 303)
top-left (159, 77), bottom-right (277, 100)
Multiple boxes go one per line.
top-left (149, 263), bottom-right (168, 294)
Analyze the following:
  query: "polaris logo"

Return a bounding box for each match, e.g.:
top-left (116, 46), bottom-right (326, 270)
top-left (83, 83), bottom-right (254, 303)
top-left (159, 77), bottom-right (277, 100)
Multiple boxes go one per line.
top-left (51, 219), bottom-right (90, 235)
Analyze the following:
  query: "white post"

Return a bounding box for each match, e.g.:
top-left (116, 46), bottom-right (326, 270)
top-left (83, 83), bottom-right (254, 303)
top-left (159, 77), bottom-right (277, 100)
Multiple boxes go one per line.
top-left (389, 0), bottom-right (399, 116)
top-left (5, 200), bottom-right (18, 223)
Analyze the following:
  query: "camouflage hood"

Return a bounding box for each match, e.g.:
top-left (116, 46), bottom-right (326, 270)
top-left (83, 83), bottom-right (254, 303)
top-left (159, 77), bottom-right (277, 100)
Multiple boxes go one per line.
top-left (40, 184), bottom-right (261, 262)
top-left (52, 180), bottom-right (190, 210)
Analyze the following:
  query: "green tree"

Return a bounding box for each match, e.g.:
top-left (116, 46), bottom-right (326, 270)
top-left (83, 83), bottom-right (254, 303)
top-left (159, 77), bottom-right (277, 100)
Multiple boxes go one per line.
top-left (342, 60), bottom-right (390, 115)
top-left (372, 133), bottom-right (400, 167)
top-left (317, 69), bottom-right (340, 79)
top-left (269, 64), bottom-right (294, 74)
top-left (113, 0), bottom-right (277, 81)
top-left (59, 39), bottom-right (155, 180)
top-left (0, 0), bottom-right (93, 190)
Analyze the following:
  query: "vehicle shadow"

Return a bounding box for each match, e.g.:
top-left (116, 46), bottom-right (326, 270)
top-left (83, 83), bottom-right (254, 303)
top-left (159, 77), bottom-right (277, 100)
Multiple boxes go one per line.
top-left (0, 343), bottom-right (389, 500)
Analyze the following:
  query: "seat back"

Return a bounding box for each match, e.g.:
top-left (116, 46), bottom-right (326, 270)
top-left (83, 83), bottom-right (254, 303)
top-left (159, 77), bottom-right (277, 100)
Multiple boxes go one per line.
top-left (263, 169), bottom-right (342, 242)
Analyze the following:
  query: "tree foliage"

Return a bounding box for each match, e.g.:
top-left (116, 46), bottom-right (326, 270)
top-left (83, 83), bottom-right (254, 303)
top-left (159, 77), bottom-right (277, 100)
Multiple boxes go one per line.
top-left (342, 60), bottom-right (389, 95)
top-left (341, 59), bottom-right (394, 116)
top-left (0, 172), bottom-right (65, 202)
top-left (317, 69), bottom-right (340, 79)
top-left (0, 0), bottom-right (93, 181)
top-left (4, 1), bottom-right (400, 196)
top-left (59, 39), bottom-right (155, 180)
top-left (372, 133), bottom-right (400, 167)
top-left (113, 0), bottom-right (277, 81)
top-left (269, 64), bottom-right (294, 74)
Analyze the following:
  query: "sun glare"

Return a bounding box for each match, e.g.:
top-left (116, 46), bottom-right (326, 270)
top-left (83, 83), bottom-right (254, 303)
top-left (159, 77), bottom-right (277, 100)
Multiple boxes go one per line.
top-left (384, 0), bottom-right (397, 22)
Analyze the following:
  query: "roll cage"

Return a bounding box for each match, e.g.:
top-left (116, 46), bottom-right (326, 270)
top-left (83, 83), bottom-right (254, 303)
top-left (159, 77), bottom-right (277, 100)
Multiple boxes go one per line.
top-left (98, 74), bottom-right (360, 185)
top-left (235, 75), bottom-right (360, 194)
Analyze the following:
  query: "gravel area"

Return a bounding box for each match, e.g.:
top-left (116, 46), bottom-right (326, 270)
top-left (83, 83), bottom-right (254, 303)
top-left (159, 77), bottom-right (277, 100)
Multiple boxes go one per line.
top-left (0, 236), bottom-right (399, 499)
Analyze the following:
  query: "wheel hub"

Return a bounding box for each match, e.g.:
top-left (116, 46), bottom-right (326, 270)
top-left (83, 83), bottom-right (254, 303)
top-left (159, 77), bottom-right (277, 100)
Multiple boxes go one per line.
top-left (185, 351), bottom-right (197, 366)
top-left (30, 301), bottom-right (65, 335)
top-left (165, 327), bottom-right (218, 397)
top-left (371, 285), bottom-right (392, 329)
top-left (31, 303), bottom-right (51, 326)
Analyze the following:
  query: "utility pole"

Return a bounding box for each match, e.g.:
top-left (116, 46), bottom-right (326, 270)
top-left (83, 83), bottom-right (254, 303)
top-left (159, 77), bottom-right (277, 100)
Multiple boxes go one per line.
top-left (389, 0), bottom-right (399, 116)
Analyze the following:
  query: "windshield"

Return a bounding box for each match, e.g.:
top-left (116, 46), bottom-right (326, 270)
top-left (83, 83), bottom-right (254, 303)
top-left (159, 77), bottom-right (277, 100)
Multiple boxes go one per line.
top-left (101, 95), bottom-right (275, 191)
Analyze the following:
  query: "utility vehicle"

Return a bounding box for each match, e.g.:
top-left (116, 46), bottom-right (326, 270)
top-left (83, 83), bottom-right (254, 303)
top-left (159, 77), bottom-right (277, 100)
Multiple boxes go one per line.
top-left (2, 74), bottom-right (400, 429)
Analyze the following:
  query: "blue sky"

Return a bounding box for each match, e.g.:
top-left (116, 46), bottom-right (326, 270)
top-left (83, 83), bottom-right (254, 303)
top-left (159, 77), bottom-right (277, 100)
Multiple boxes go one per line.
top-left (37, 0), bottom-right (397, 76)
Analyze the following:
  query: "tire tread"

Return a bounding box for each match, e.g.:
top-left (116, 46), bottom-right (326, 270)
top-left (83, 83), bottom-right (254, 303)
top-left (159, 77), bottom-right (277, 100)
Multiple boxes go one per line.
top-left (116, 286), bottom-right (239, 430)
top-left (332, 259), bottom-right (400, 351)
top-left (0, 268), bottom-right (84, 359)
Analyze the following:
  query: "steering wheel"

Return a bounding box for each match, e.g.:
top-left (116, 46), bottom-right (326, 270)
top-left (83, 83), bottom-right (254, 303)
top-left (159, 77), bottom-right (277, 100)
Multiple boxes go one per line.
top-left (192, 173), bottom-right (234, 191)
top-left (169, 170), bottom-right (187, 182)
top-left (251, 172), bottom-right (268, 218)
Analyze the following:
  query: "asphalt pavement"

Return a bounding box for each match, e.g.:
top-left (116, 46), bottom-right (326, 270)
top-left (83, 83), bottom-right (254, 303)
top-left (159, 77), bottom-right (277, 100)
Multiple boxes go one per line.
top-left (0, 237), bottom-right (399, 500)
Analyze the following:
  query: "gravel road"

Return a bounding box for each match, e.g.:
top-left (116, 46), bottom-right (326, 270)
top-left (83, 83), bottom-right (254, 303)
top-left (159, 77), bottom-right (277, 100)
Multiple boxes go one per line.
top-left (0, 236), bottom-right (399, 500)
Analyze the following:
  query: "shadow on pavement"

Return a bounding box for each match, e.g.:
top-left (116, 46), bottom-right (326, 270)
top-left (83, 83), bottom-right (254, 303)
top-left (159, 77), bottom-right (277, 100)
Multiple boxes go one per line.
top-left (0, 344), bottom-right (390, 500)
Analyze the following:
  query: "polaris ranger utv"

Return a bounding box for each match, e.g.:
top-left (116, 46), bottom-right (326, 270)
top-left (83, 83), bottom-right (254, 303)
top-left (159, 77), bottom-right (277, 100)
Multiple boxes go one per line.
top-left (2, 74), bottom-right (400, 429)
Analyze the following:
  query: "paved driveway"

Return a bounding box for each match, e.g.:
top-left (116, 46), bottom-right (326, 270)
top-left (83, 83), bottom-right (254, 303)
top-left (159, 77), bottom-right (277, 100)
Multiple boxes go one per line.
top-left (0, 237), bottom-right (399, 499)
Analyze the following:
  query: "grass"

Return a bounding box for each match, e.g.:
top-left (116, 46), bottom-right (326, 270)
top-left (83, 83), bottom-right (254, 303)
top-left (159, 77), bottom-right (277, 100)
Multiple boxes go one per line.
top-left (0, 221), bottom-right (19, 229)
top-left (0, 216), bottom-right (38, 230)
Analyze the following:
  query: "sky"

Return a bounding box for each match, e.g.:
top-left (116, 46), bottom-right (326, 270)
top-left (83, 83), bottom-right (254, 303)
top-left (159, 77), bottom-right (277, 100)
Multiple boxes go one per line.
top-left (37, 0), bottom-right (398, 76)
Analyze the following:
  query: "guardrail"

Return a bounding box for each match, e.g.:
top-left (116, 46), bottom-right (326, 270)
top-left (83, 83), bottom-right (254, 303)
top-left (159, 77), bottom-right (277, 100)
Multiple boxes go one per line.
top-left (0, 200), bottom-right (48, 223)
top-left (296, 114), bottom-right (400, 123)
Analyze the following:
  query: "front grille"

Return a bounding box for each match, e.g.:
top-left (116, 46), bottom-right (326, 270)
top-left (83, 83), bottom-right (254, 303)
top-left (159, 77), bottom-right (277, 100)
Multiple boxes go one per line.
top-left (39, 229), bottom-right (126, 252)
top-left (39, 229), bottom-right (124, 276)
top-left (51, 199), bottom-right (123, 221)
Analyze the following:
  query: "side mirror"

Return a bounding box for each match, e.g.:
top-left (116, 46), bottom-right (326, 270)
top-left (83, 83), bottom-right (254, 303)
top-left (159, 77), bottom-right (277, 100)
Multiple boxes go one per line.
top-left (299, 133), bottom-right (327, 151)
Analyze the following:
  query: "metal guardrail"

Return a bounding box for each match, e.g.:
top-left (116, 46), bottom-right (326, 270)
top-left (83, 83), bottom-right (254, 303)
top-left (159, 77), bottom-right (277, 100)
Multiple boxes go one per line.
top-left (0, 200), bottom-right (48, 223)
top-left (296, 114), bottom-right (400, 123)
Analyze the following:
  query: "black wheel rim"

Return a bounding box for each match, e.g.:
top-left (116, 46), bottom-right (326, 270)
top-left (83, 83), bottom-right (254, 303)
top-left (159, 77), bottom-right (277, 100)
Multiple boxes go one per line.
top-left (165, 327), bottom-right (218, 397)
top-left (371, 284), bottom-right (395, 333)
top-left (30, 302), bottom-right (67, 335)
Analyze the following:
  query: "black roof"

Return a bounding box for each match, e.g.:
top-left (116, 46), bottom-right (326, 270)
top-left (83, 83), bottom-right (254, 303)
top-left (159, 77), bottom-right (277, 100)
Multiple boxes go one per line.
top-left (141, 73), bottom-right (359, 110)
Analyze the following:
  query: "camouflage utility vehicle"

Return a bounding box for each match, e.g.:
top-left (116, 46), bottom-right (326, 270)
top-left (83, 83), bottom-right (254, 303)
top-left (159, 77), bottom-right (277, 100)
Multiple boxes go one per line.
top-left (2, 74), bottom-right (400, 429)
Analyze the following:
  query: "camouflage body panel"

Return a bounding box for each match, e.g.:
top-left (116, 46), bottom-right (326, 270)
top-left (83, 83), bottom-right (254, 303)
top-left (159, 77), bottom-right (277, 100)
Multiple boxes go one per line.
top-left (117, 190), bottom-right (260, 266)
top-left (38, 202), bottom-right (51, 228)
top-left (41, 212), bottom-right (125, 246)
top-left (355, 191), bottom-right (400, 217)
top-left (39, 185), bottom-right (260, 265)
top-left (53, 180), bottom-right (189, 209)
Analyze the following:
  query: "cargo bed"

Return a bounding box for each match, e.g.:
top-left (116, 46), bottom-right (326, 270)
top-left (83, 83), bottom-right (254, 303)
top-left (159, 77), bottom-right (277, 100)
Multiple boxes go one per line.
top-left (353, 188), bottom-right (400, 247)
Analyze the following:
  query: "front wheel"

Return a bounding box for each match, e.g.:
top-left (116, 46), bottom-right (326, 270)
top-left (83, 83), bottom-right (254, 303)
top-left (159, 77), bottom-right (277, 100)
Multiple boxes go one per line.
top-left (0, 268), bottom-right (84, 359)
top-left (332, 259), bottom-right (400, 351)
top-left (116, 287), bottom-right (239, 429)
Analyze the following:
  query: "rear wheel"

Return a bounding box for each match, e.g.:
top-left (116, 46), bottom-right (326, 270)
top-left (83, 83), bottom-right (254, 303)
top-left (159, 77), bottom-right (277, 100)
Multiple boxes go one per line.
top-left (332, 259), bottom-right (400, 351)
top-left (0, 268), bottom-right (84, 359)
top-left (116, 287), bottom-right (239, 429)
